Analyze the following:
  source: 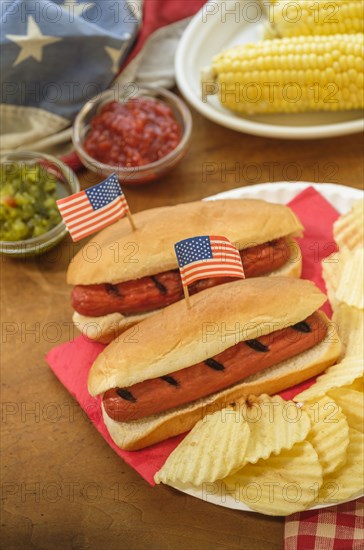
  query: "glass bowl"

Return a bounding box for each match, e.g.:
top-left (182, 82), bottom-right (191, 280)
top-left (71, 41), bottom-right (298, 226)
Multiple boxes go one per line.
top-left (73, 85), bottom-right (193, 185)
top-left (0, 151), bottom-right (80, 258)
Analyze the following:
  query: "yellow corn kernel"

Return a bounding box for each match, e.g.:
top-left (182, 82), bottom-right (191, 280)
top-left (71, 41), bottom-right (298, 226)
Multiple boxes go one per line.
top-left (264, 0), bottom-right (364, 39)
top-left (203, 34), bottom-right (364, 115)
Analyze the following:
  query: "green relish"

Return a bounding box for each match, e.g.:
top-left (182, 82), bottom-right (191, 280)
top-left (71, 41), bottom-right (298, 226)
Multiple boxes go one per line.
top-left (0, 162), bottom-right (62, 241)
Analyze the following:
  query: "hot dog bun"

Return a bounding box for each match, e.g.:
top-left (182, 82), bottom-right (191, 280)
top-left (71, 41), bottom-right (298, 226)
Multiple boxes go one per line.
top-left (68, 199), bottom-right (303, 285)
top-left (73, 237), bottom-right (302, 344)
top-left (88, 278), bottom-right (341, 449)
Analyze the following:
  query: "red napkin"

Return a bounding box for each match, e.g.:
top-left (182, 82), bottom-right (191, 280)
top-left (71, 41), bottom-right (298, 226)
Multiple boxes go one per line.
top-left (279, 185), bottom-right (338, 401)
top-left (46, 186), bottom-right (340, 485)
top-left (284, 497), bottom-right (364, 550)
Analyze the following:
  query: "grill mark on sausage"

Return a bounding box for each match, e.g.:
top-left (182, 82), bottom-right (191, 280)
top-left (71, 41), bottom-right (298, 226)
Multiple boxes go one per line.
top-left (205, 358), bottom-right (225, 371)
top-left (292, 321), bottom-right (311, 333)
top-left (150, 276), bottom-right (168, 294)
top-left (245, 339), bottom-right (269, 352)
top-left (105, 284), bottom-right (123, 297)
top-left (160, 375), bottom-right (180, 387)
top-left (116, 388), bottom-right (137, 402)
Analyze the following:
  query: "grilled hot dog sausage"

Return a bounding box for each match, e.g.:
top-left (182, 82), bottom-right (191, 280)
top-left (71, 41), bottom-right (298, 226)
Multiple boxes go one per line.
top-left (103, 312), bottom-right (327, 421)
top-left (73, 238), bottom-right (291, 316)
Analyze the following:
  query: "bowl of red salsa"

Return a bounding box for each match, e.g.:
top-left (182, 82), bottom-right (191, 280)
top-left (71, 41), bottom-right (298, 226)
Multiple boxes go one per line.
top-left (73, 86), bottom-right (192, 185)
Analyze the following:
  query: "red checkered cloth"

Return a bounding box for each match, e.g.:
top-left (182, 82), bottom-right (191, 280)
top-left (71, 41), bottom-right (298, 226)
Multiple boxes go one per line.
top-left (284, 497), bottom-right (364, 550)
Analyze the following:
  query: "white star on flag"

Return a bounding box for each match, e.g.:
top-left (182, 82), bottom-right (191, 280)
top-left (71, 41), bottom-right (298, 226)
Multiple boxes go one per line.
top-left (105, 38), bottom-right (130, 73)
top-left (6, 16), bottom-right (62, 67)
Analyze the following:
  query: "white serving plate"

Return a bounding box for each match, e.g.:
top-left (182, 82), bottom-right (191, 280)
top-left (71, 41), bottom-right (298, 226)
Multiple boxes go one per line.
top-left (171, 181), bottom-right (363, 514)
top-left (175, 0), bottom-right (364, 139)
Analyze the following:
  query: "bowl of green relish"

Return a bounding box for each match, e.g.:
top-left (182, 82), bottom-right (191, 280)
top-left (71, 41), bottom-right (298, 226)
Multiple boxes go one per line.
top-left (0, 152), bottom-right (80, 258)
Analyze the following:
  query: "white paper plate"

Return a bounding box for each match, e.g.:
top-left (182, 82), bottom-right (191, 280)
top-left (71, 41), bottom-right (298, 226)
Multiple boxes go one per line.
top-left (206, 181), bottom-right (363, 210)
top-left (175, 0), bottom-right (364, 139)
top-left (171, 181), bottom-right (363, 514)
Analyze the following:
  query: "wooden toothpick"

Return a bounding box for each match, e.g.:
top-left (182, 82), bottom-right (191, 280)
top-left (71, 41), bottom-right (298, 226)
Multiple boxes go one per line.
top-left (126, 211), bottom-right (137, 231)
top-left (183, 285), bottom-right (191, 309)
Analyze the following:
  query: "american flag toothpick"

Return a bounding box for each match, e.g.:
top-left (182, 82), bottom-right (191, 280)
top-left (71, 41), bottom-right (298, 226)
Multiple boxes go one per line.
top-left (174, 235), bottom-right (245, 308)
top-left (56, 173), bottom-right (136, 241)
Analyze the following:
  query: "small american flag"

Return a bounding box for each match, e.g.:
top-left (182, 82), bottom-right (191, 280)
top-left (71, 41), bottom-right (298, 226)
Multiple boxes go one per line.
top-left (57, 173), bottom-right (130, 242)
top-left (174, 235), bottom-right (245, 287)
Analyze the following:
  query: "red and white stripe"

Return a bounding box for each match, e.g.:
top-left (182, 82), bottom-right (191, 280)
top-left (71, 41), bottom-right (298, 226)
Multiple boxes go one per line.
top-left (57, 190), bottom-right (129, 242)
top-left (180, 236), bottom-right (245, 287)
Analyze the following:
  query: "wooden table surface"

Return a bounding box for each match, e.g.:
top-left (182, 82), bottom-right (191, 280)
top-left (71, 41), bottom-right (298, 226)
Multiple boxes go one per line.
top-left (1, 107), bottom-right (363, 550)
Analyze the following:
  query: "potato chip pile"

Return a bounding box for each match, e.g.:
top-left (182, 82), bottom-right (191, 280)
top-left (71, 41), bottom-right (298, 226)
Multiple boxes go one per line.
top-left (155, 392), bottom-right (363, 515)
top-left (154, 200), bottom-right (364, 515)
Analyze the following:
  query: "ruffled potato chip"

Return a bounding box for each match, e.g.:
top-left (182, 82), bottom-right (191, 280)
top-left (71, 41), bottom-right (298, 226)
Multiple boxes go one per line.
top-left (335, 248), bottom-right (364, 309)
top-left (322, 252), bottom-right (341, 309)
top-left (223, 441), bottom-right (322, 516)
top-left (303, 395), bottom-right (350, 476)
top-left (343, 377), bottom-right (364, 393)
top-left (319, 429), bottom-right (364, 503)
top-left (327, 388), bottom-right (364, 432)
top-left (239, 394), bottom-right (311, 464)
top-left (154, 407), bottom-right (250, 486)
top-left (333, 199), bottom-right (364, 251)
top-left (294, 358), bottom-right (363, 402)
top-left (155, 395), bottom-right (312, 487)
top-left (333, 304), bottom-right (364, 360)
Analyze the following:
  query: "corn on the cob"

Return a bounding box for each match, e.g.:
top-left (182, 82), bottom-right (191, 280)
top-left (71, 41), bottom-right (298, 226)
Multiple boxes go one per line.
top-left (202, 34), bottom-right (364, 115)
top-left (264, 0), bottom-right (364, 39)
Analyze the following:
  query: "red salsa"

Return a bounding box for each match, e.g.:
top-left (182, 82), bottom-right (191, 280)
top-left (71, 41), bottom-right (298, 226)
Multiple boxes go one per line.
top-left (84, 98), bottom-right (181, 167)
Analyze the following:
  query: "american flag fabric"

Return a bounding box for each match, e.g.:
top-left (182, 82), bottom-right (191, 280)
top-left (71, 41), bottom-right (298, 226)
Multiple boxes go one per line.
top-left (1, 0), bottom-right (139, 121)
top-left (174, 235), bottom-right (245, 287)
top-left (57, 173), bottom-right (129, 241)
top-left (285, 497), bottom-right (364, 550)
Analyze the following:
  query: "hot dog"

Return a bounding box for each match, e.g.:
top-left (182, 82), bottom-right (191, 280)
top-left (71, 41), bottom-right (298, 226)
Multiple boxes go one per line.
top-left (72, 238), bottom-right (290, 317)
top-left (68, 200), bottom-right (303, 342)
top-left (88, 278), bottom-right (341, 450)
top-left (103, 312), bottom-right (327, 421)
